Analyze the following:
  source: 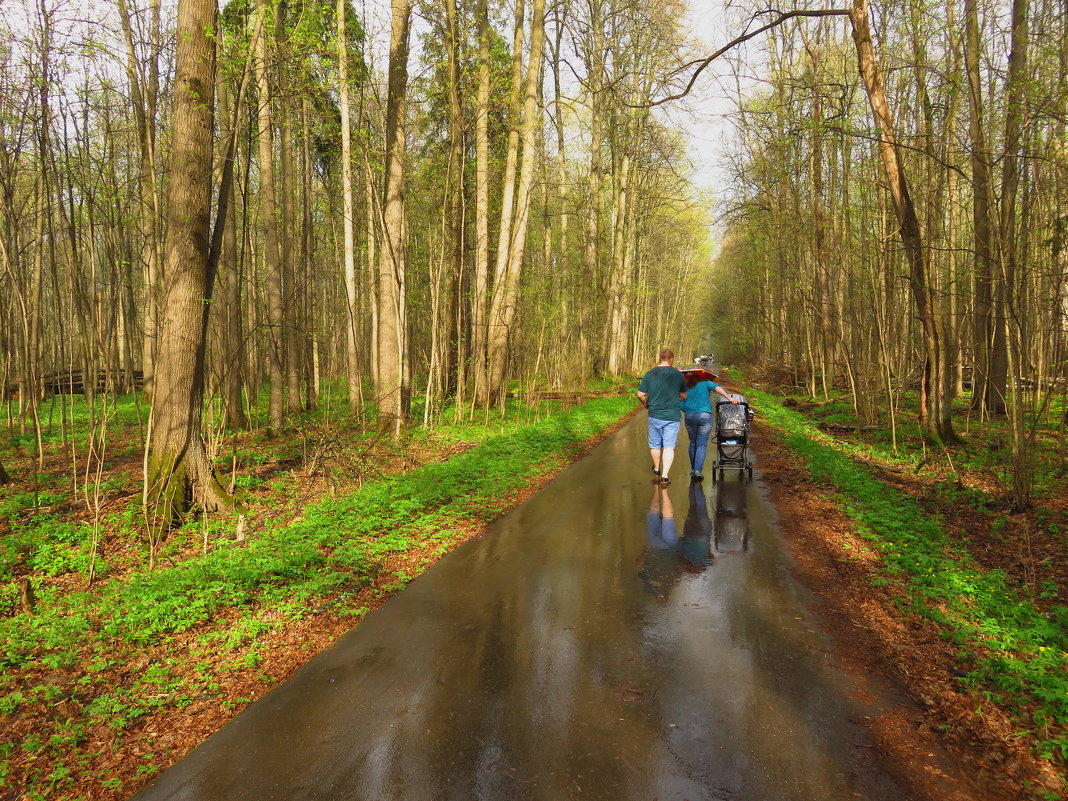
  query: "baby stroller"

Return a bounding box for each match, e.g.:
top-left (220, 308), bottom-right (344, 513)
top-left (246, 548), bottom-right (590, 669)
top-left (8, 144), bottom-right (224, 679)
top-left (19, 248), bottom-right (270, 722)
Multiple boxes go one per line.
top-left (712, 393), bottom-right (754, 482)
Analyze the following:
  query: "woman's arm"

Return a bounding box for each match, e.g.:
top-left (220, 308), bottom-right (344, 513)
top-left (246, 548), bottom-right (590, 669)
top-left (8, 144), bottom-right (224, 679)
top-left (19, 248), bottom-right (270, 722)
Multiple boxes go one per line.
top-left (714, 385), bottom-right (740, 404)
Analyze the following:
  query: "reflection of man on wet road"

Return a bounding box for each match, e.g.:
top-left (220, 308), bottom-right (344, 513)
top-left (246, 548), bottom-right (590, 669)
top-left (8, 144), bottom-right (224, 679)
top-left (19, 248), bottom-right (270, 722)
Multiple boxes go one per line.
top-left (636, 348), bottom-right (687, 485)
top-left (638, 484), bottom-right (679, 598)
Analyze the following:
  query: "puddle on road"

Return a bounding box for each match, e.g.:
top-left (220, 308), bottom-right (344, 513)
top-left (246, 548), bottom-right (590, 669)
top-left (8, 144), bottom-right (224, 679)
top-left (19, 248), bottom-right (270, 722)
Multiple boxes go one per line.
top-left (134, 415), bottom-right (911, 801)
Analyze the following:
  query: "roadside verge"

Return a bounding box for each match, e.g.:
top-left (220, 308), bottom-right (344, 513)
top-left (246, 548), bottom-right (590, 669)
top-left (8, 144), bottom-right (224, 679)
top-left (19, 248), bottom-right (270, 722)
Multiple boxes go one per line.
top-left (744, 385), bottom-right (1066, 801)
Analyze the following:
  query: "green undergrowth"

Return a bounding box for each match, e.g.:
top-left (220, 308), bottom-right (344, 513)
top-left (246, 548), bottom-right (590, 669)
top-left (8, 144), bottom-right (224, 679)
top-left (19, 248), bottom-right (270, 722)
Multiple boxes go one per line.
top-left (777, 389), bottom-right (1064, 502)
top-left (0, 393), bottom-right (634, 797)
top-left (745, 385), bottom-right (1068, 764)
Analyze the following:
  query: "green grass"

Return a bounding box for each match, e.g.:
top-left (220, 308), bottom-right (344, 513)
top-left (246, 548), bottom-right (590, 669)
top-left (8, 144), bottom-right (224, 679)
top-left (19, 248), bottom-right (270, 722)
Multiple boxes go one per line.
top-left (0, 393), bottom-right (636, 795)
top-left (744, 384), bottom-right (1068, 763)
top-left (3, 395), bottom-right (635, 660)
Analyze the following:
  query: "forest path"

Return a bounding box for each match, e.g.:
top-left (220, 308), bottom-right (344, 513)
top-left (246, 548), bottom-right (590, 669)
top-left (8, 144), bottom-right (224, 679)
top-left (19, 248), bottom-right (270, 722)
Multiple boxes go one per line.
top-left (133, 415), bottom-right (958, 801)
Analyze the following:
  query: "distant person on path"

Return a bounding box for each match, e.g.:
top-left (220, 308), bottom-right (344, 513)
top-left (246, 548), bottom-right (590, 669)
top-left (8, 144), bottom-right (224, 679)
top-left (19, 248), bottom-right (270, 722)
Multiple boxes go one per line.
top-left (682, 372), bottom-right (738, 481)
top-left (637, 348), bottom-right (687, 485)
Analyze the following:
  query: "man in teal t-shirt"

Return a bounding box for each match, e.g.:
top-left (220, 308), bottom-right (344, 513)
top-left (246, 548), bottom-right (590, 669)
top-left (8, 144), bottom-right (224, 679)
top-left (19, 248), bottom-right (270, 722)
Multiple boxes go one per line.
top-left (637, 348), bottom-right (687, 484)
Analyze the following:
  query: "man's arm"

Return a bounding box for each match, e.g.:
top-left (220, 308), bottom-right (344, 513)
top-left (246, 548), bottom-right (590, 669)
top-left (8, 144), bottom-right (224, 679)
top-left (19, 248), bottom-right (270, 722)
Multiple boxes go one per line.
top-left (637, 390), bottom-right (648, 407)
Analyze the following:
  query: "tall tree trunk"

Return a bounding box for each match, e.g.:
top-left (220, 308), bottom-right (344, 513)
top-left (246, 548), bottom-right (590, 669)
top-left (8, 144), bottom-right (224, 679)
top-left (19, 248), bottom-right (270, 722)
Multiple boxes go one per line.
top-left (116, 0), bottom-right (162, 401)
top-left (1000, 0), bottom-right (1033, 509)
top-left (145, 0), bottom-right (230, 531)
top-left (338, 0), bottom-right (361, 414)
top-left (470, 0), bottom-right (491, 408)
top-left (444, 0), bottom-right (463, 398)
top-left (606, 144), bottom-right (631, 376)
top-left (965, 0), bottom-right (1002, 415)
top-left (485, 0), bottom-right (546, 402)
top-left (301, 98), bottom-right (317, 410)
top-left (376, 0), bottom-right (412, 437)
top-left (254, 2), bottom-right (285, 434)
top-left (217, 78), bottom-right (246, 429)
top-left (584, 0), bottom-right (604, 374)
top-left (477, 0), bottom-right (526, 407)
top-left (849, 0), bottom-right (956, 442)
top-left (806, 38), bottom-right (834, 398)
top-left (280, 97), bottom-right (303, 414)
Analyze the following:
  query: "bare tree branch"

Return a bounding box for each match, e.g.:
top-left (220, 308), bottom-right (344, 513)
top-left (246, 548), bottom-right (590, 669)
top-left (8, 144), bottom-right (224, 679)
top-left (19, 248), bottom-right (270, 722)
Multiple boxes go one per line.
top-left (642, 8), bottom-right (851, 107)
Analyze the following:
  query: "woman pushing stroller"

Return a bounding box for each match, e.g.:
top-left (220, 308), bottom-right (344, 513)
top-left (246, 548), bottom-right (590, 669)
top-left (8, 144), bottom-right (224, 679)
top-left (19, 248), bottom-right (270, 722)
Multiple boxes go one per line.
top-left (681, 369), bottom-right (738, 481)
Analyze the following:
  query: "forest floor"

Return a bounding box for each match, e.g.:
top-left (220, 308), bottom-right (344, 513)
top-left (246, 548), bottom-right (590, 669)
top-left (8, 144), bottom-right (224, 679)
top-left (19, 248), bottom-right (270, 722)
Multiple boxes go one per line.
top-left (738, 367), bottom-right (1067, 801)
top-left (2, 378), bottom-right (1066, 800)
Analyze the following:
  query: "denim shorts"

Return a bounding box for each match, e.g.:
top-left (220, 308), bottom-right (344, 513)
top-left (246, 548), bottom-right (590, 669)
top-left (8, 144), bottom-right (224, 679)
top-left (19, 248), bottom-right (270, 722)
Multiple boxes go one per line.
top-left (647, 418), bottom-right (680, 449)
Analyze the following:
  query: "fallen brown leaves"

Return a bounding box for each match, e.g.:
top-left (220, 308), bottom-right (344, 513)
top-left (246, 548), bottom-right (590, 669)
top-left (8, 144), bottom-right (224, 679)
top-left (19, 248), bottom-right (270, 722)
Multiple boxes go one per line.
top-left (754, 417), bottom-right (1064, 801)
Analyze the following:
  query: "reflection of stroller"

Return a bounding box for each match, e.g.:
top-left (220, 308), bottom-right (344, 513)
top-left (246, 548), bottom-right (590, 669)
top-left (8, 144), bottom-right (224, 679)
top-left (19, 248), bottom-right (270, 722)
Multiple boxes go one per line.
top-left (712, 393), bottom-right (754, 482)
top-left (714, 479), bottom-right (749, 552)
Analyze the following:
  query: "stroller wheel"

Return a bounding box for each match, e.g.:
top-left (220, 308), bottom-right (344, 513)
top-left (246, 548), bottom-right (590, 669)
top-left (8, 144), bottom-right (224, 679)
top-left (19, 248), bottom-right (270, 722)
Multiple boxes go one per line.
top-left (746, 465), bottom-right (753, 481)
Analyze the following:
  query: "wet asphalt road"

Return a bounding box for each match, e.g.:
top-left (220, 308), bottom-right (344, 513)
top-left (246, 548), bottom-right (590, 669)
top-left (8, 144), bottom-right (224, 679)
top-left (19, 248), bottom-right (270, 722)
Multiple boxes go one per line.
top-left (132, 414), bottom-right (912, 801)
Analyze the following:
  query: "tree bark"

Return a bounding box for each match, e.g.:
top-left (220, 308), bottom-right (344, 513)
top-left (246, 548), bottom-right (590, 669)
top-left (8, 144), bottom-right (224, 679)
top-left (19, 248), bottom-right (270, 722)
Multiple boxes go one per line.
top-left (254, 1), bottom-right (285, 434)
top-left (145, 0), bottom-right (231, 529)
top-left (116, 0), bottom-right (162, 401)
top-left (338, 0), bottom-right (361, 414)
top-left (470, 0), bottom-right (491, 408)
top-left (376, 0), bottom-right (412, 437)
top-left (1000, 0), bottom-right (1033, 509)
top-left (584, 0), bottom-right (604, 374)
top-left (216, 77), bottom-right (246, 429)
top-left (485, 0), bottom-right (547, 402)
top-left (477, 0), bottom-right (526, 407)
top-left (444, 0), bottom-right (463, 398)
top-left (965, 0), bottom-right (1003, 415)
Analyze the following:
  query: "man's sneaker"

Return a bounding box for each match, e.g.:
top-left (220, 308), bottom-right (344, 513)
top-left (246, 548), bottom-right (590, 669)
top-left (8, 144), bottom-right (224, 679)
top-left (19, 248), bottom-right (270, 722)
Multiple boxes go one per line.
top-left (690, 472), bottom-right (703, 481)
